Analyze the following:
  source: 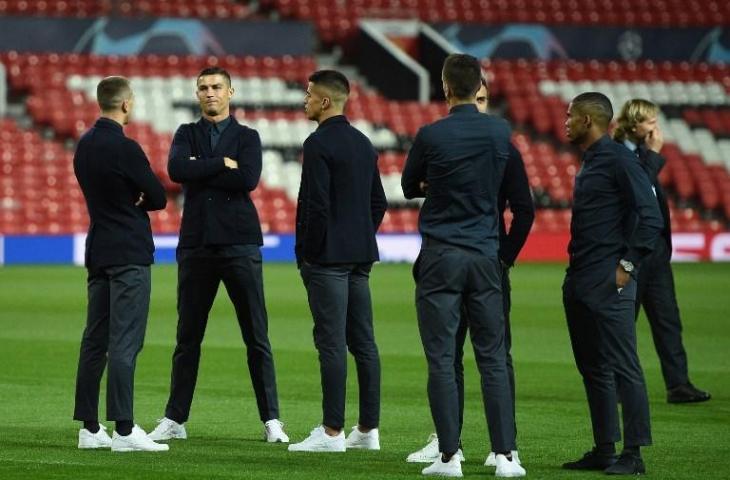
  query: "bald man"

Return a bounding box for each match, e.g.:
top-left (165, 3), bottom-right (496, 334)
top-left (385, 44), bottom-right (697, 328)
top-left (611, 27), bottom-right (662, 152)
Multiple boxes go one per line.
top-left (562, 92), bottom-right (662, 475)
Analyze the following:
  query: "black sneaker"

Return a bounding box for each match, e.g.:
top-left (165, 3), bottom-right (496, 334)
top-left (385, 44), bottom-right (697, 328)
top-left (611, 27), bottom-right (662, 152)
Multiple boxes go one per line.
top-left (605, 452), bottom-right (645, 475)
top-left (667, 383), bottom-right (711, 404)
top-left (562, 449), bottom-right (618, 470)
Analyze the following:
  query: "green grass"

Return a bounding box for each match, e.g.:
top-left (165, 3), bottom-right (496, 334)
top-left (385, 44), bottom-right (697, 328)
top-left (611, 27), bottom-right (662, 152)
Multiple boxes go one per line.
top-left (1, 262), bottom-right (729, 479)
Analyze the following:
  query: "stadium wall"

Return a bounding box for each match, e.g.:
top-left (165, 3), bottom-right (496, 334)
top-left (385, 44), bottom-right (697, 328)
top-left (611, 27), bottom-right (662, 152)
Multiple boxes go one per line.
top-left (1, 232), bottom-right (729, 265)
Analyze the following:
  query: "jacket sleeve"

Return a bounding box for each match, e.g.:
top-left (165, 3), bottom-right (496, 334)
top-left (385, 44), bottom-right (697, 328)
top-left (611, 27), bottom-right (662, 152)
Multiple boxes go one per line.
top-left (401, 128), bottom-right (428, 199)
top-left (301, 137), bottom-right (330, 261)
top-left (167, 125), bottom-right (226, 183)
top-left (370, 151), bottom-right (387, 231)
top-left (205, 128), bottom-right (262, 192)
top-left (618, 155), bottom-right (662, 266)
top-left (640, 148), bottom-right (666, 180)
top-left (123, 141), bottom-right (167, 211)
top-left (499, 144), bottom-right (535, 266)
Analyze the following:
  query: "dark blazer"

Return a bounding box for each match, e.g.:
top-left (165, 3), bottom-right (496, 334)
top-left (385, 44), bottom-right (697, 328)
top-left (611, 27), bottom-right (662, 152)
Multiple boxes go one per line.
top-left (635, 144), bottom-right (672, 251)
top-left (295, 115), bottom-right (387, 265)
top-left (73, 117), bottom-right (167, 270)
top-left (168, 115), bottom-right (263, 247)
top-left (402, 103), bottom-right (511, 255)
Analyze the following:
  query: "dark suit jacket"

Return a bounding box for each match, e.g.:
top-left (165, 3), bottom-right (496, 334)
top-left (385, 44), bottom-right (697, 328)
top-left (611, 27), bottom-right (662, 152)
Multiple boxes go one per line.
top-left (168, 115), bottom-right (263, 248)
top-left (295, 115), bottom-right (387, 265)
top-left (402, 103), bottom-right (511, 256)
top-left (636, 144), bottom-right (672, 251)
top-left (73, 117), bottom-right (167, 270)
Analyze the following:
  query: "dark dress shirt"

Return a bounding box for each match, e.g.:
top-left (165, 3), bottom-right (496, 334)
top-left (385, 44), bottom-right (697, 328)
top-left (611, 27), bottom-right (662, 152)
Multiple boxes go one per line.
top-left (568, 135), bottom-right (662, 274)
top-left (402, 103), bottom-right (512, 255)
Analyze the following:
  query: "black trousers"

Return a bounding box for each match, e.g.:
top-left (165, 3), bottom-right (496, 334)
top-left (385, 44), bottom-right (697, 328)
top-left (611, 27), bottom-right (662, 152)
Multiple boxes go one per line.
top-left (74, 264), bottom-right (150, 422)
top-left (415, 244), bottom-right (515, 455)
top-left (300, 262), bottom-right (381, 431)
top-left (165, 246), bottom-right (280, 423)
top-left (635, 240), bottom-right (689, 389)
top-left (455, 265), bottom-right (516, 450)
top-left (563, 266), bottom-right (652, 448)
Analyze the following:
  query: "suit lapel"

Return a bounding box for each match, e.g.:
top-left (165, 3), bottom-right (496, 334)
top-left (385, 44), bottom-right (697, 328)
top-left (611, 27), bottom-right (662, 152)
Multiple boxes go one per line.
top-left (212, 117), bottom-right (239, 155)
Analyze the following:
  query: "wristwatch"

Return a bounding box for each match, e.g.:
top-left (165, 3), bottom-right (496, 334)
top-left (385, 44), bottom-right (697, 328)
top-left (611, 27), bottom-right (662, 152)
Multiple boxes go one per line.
top-left (619, 259), bottom-right (634, 273)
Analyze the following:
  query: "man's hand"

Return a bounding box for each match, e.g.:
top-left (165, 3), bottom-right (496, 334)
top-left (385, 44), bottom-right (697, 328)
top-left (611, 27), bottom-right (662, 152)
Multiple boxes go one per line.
top-left (646, 126), bottom-right (664, 153)
top-left (224, 157), bottom-right (238, 169)
top-left (419, 181), bottom-right (429, 194)
top-left (615, 265), bottom-right (631, 289)
top-left (135, 192), bottom-right (145, 207)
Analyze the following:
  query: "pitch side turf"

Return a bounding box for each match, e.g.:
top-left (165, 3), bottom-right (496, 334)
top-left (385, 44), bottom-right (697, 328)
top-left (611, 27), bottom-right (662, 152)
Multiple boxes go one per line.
top-left (1, 262), bottom-right (728, 479)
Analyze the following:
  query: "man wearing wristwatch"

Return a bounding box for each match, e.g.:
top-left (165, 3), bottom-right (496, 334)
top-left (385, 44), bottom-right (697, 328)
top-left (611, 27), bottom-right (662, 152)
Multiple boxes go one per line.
top-left (561, 93), bottom-right (662, 475)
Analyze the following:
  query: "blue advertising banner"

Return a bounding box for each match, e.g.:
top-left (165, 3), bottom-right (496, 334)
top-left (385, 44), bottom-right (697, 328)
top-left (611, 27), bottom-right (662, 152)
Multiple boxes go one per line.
top-left (435, 24), bottom-right (730, 63)
top-left (0, 17), bottom-right (313, 56)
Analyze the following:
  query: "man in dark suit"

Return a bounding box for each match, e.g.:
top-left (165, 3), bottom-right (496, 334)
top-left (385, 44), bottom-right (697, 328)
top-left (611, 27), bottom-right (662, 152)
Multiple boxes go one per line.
top-left (613, 98), bottom-right (710, 404)
top-left (288, 70), bottom-right (387, 453)
top-left (562, 92), bottom-right (662, 475)
top-left (149, 67), bottom-right (288, 444)
top-left (406, 78), bottom-right (535, 468)
top-left (73, 76), bottom-right (169, 452)
top-left (402, 54), bottom-right (525, 478)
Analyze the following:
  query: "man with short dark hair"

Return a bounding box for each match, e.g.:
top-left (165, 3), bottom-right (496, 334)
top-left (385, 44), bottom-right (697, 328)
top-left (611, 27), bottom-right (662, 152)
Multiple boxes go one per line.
top-left (73, 75), bottom-right (169, 452)
top-left (149, 67), bottom-right (288, 444)
top-left (562, 92), bottom-right (662, 475)
top-left (402, 54), bottom-right (525, 478)
top-left (406, 76), bottom-right (535, 469)
top-left (288, 70), bottom-right (387, 453)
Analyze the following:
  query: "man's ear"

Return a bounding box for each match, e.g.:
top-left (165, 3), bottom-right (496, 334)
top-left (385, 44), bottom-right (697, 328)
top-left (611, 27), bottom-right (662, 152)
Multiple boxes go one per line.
top-left (121, 99), bottom-right (130, 114)
top-left (322, 96), bottom-right (331, 110)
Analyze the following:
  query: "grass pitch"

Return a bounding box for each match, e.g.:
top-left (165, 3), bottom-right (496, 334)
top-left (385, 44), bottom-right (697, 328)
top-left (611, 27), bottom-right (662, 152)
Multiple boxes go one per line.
top-left (0, 262), bottom-right (728, 479)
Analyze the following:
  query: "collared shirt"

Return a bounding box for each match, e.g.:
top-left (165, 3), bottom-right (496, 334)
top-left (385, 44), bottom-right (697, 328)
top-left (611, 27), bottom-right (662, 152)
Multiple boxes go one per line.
top-left (202, 115), bottom-right (232, 151)
top-left (402, 104), bottom-right (512, 255)
top-left (568, 135), bottom-right (662, 274)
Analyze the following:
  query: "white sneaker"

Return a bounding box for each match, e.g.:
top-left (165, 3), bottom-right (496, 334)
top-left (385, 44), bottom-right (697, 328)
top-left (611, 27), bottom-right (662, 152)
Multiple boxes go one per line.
top-left (264, 419), bottom-right (289, 443)
top-left (78, 425), bottom-right (112, 449)
top-left (407, 434), bottom-right (465, 463)
top-left (345, 426), bottom-right (380, 450)
top-left (495, 453), bottom-right (526, 477)
top-left (111, 425), bottom-right (169, 452)
top-left (147, 417), bottom-right (187, 441)
top-left (287, 425), bottom-right (346, 452)
top-left (422, 454), bottom-right (463, 477)
top-left (486, 450), bottom-right (520, 467)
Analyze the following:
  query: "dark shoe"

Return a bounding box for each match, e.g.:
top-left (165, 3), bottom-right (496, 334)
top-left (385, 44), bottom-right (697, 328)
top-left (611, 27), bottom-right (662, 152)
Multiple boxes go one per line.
top-left (667, 383), bottom-right (711, 403)
top-left (562, 449), bottom-right (618, 470)
top-left (605, 453), bottom-right (645, 475)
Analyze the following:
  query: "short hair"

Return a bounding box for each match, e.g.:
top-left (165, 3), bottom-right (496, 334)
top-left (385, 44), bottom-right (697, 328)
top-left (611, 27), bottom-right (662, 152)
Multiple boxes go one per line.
top-left (613, 99), bottom-right (659, 142)
top-left (96, 76), bottom-right (132, 112)
top-left (308, 70), bottom-right (350, 102)
top-left (442, 54), bottom-right (482, 100)
top-left (571, 92), bottom-right (614, 130)
top-left (197, 66), bottom-right (231, 87)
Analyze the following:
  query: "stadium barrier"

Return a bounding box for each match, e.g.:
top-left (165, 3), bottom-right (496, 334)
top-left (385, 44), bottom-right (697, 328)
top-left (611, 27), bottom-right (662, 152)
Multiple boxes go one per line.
top-left (1, 232), bottom-right (729, 265)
